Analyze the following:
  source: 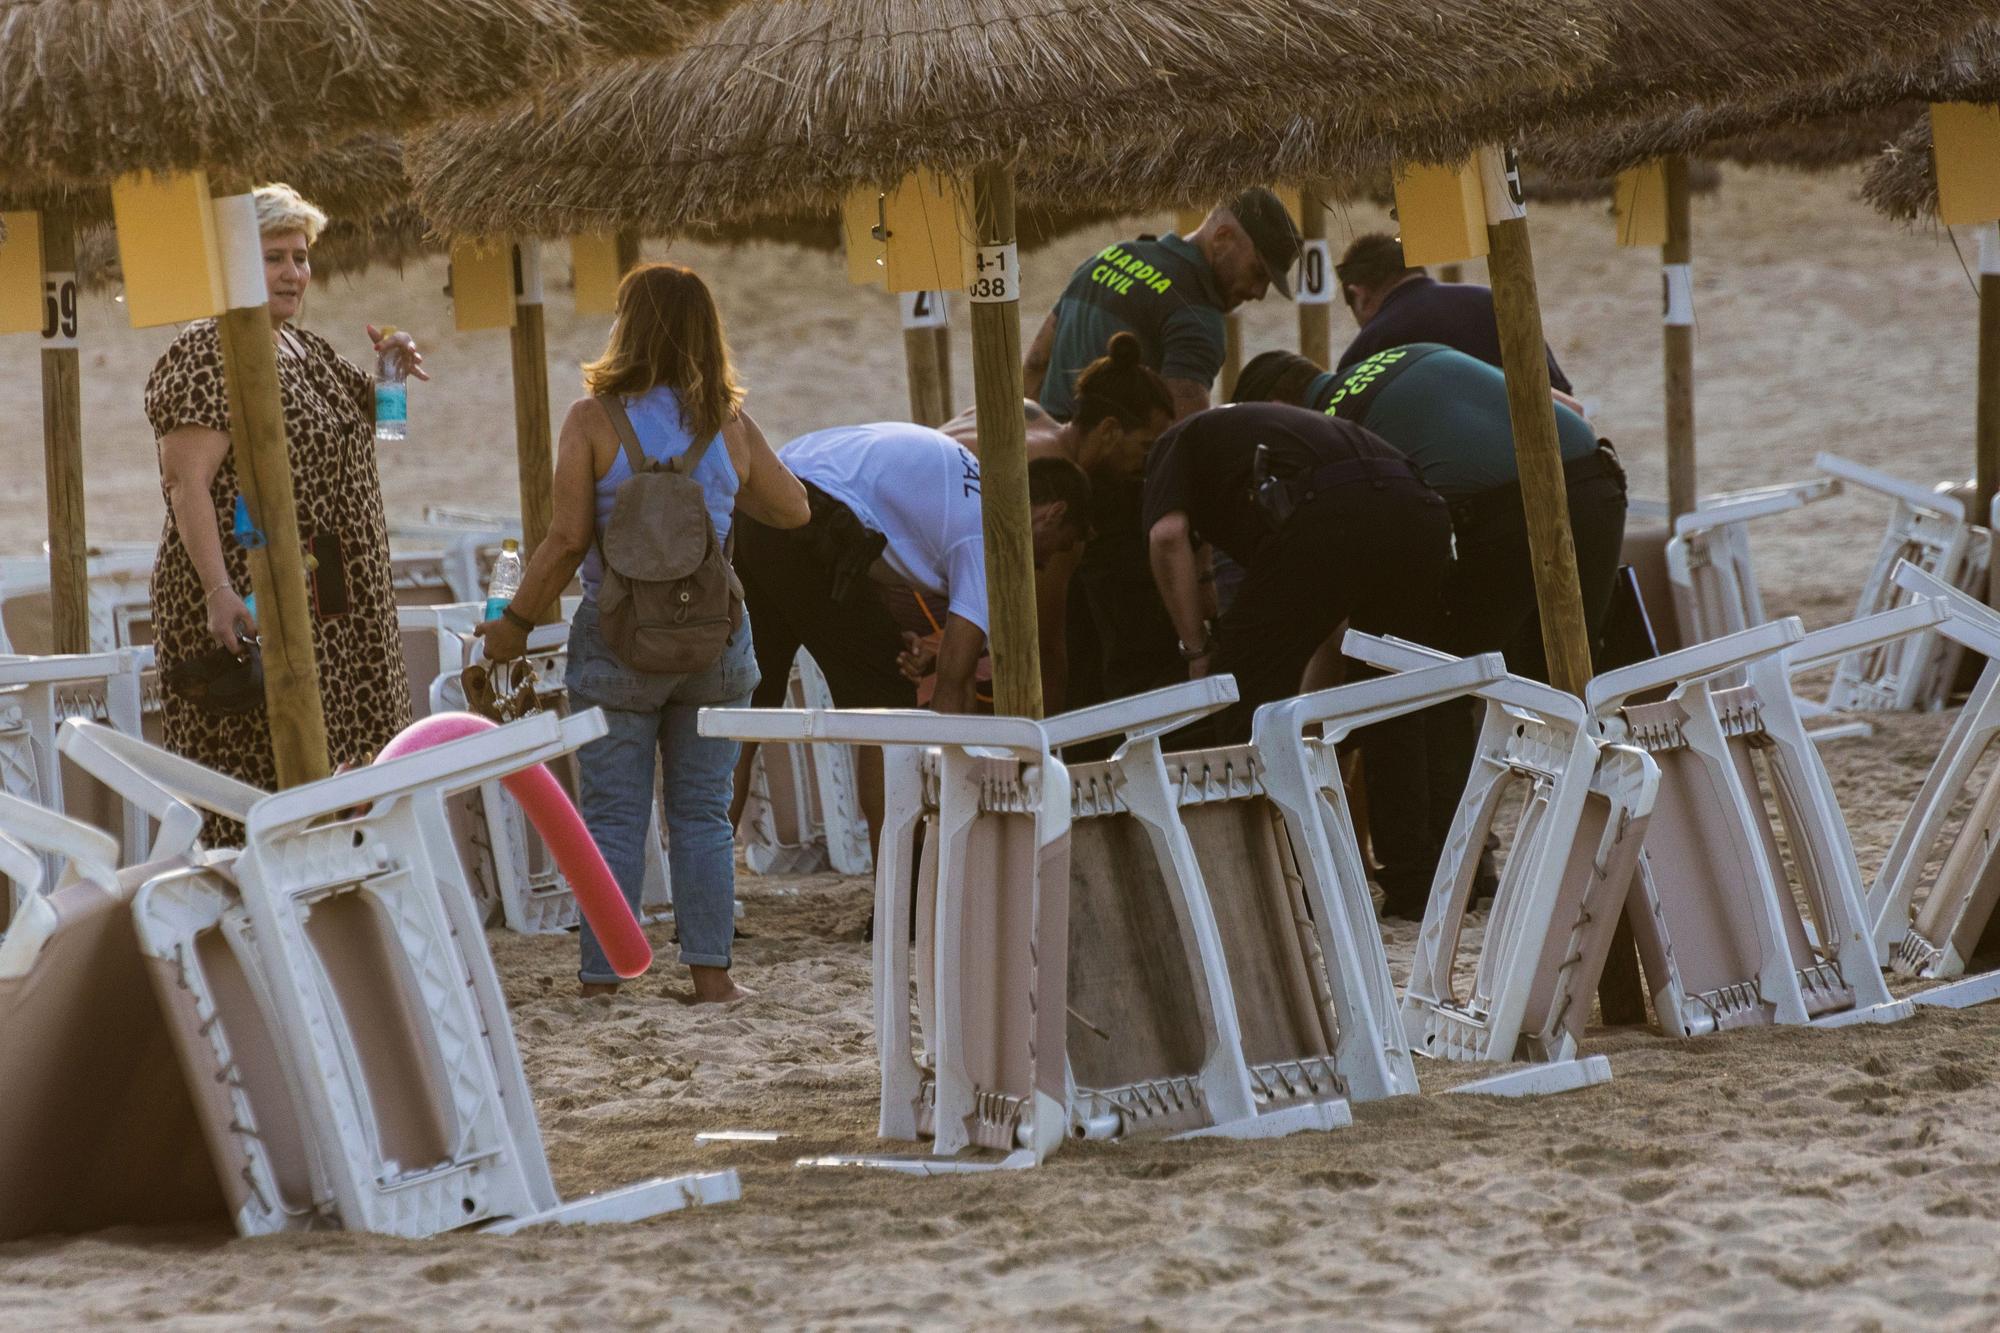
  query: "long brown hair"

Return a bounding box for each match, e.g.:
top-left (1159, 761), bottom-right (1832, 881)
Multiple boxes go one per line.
top-left (581, 262), bottom-right (743, 443)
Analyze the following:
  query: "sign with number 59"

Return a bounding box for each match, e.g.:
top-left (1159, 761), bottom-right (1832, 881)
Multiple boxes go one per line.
top-left (42, 273), bottom-right (79, 348)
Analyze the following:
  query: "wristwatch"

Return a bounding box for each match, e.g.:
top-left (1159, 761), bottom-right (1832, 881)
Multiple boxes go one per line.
top-left (1178, 619), bottom-right (1218, 661)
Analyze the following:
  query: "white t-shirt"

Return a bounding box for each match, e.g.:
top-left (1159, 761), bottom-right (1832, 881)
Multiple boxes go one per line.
top-left (779, 422), bottom-right (990, 634)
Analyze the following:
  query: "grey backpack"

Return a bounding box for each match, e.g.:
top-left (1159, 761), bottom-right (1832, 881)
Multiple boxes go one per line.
top-left (593, 393), bottom-right (743, 674)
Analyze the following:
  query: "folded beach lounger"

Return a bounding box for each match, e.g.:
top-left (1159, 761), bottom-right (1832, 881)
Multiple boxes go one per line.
top-left (0, 792), bottom-right (230, 1243)
top-left (1338, 635), bottom-right (1654, 1082)
top-left (0, 650), bottom-right (169, 921)
top-left (703, 703), bottom-right (1076, 1170)
top-left (735, 650), bottom-right (872, 878)
top-left (426, 619), bottom-right (668, 934)
top-left (1841, 565), bottom-right (2000, 1003)
top-left (1590, 616), bottom-right (1911, 1035)
top-left (49, 715), bottom-right (736, 1238)
top-left (1816, 453), bottom-right (1991, 713)
top-left (1048, 680), bottom-right (1359, 1139)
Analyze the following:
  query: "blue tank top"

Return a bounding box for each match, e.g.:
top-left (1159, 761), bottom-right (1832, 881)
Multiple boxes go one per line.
top-left (580, 385), bottom-right (740, 599)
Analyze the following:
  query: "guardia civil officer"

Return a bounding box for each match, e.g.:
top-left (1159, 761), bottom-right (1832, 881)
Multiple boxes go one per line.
top-left (1024, 188), bottom-right (1302, 711)
top-left (1143, 402), bottom-right (1454, 918)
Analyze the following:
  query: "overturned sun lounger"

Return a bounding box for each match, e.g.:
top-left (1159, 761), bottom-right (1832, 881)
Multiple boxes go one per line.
top-left (1816, 453), bottom-right (1991, 714)
top-left (1589, 615), bottom-right (1912, 1035)
top-left (735, 650), bottom-right (872, 878)
top-left (1843, 564), bottom-right (2000, 1004)
top-left (0, 714), bottom-right (738, 1240)
top-left (1337, 634), bottom-right (1654, 1086)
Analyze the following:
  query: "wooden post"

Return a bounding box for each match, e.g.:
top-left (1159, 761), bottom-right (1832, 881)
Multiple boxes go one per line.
top-left (1298, 188), bottom-right (1332, 367)
top-left (1663, 156), bottom-right (1698, 522)
top-left (39, 211), bottom-right (88, 654)
top-left (509, 243), bottom-right (554, 560)
top-left (1439, 263), bottom-right (1464, 283)
top-left (615, 230), bottom-right (642, 275)
top-left (210, 182), bottom-right (331, 787)
top-left (1976, 226), bottom-right (2000, 607)
top-left (934, 322), bottom-right (955, 419)
top-left (968, 163), bottom-right (1044, 719)
top-left (903, 324), bottom-right (949, 425)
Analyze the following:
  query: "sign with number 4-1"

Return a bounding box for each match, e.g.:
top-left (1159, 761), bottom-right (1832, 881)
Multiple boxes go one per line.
top-left (42, 273), bottom-right (78, 349)
top-left (968, 244), bottom-right (1019, 303)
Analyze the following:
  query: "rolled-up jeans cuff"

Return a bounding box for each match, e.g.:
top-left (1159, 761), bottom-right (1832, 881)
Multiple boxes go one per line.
top-left (676, 946), bottom-right (732, 969)
top-left (577, 964), bottom-right (625, 986)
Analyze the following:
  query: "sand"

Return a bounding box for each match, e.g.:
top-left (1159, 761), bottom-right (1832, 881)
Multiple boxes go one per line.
top-left (4, 167), bottom-right (2000, 1329)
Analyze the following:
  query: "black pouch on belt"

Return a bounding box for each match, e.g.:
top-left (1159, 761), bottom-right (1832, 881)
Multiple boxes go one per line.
top-left (804, 482), bottom-right (889, 603)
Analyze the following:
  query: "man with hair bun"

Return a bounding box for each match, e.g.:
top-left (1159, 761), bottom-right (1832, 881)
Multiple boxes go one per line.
top-left (1024, 189), bottom-right (1302, 707)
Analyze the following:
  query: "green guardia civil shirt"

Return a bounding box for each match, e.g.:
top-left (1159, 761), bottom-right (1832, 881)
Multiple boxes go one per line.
top-left (1305, 343), bottom-right (1597, 500)
top-left (1036, 233), bottom-right (1228, 420)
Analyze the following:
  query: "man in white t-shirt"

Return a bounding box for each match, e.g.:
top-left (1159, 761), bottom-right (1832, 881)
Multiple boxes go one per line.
top-left (731, 422), bottom-right (1091, 845)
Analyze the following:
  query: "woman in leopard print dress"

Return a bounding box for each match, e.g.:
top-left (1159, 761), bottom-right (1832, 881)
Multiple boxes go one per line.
top-left (145, 184), bottom-right (425, 836)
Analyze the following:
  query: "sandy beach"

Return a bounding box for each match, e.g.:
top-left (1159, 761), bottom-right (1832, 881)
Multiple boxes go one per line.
top-left (3, 166), bottom-right (2000, 1330)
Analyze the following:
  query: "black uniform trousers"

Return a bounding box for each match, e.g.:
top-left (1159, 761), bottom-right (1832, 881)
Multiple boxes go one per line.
top-left (1211, 473), bottom-right (1455, 909)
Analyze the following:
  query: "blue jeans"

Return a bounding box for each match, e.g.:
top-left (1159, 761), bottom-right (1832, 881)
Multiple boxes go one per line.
top-left (565, 599), bottom-right (760, 983)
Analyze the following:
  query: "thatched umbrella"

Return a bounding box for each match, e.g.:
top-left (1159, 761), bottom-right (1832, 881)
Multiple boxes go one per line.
top-left (1866, 111), bottom-right (2000, 581)
top-left (0, 0), bottom-right (739, 787)
top-left (410, 0), bottom-right (1617, 720)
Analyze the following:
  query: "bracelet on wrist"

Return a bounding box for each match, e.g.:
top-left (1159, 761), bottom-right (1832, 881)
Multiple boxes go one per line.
top-left (203, 583), bottom-right (234, 604)
top-left (500, 604), bottom-right (536, 633)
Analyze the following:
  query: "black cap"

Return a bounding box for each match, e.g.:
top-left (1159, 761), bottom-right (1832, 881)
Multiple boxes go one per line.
top-left (1225, 187), bottom-right (1302, 300)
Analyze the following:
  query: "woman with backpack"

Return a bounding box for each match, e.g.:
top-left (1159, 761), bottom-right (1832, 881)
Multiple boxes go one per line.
top-left (478, 263), bottom-right (809, 1001)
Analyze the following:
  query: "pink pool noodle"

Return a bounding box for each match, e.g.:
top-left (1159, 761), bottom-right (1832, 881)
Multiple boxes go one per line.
top-left (376, 711), bottom-right (652, 978)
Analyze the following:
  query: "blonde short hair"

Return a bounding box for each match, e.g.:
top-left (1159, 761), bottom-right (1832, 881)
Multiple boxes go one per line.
top-left (252, 182), bottom-right (329, 245)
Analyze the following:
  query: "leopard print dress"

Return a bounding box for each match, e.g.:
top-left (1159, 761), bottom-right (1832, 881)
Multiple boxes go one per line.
top-left (145, 320), bottom-right (411, 839)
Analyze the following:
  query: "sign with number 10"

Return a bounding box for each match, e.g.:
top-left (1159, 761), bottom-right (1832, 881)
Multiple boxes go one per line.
top-left (1296, 240), bottom-right (1334, 305)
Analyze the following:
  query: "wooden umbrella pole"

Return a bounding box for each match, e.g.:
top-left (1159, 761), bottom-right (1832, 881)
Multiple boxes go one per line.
top-left (1298, 187), bottom-right (1331, 366)
top-left (40, 210), bottom-right (88, 654)
top-left (1977, 227), bottom-right (2000, 606)
top-left (969, 162), bottom-right (1044, 720)
top-left (903, 321), bottom-right (948, 425)
top-left (510, 297), bottom-right (555, 557)
top-left (934, 321), bottom-right (955, 419)
top-left (615, 230), bottom-right (642, 275)
top-left (1439, 263), bottom-right (1464, 283)
top-left (1663, 156), bottom-right (1698, 522)
top-left (1487, 218), bottom-right (1592, 697)
top-left (1488, 206), bottom-right (1646, 1026)
top-left (210, 183), bottom-right (331, 787)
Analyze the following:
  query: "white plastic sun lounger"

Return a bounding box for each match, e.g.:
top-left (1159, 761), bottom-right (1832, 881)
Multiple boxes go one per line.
top-left (1816, 453), bottom-right (1991, 713)
top-left (47, 715), bottom-right (737, 1238)
top-left (1338, 634), bottom-right (1655, 1084)
top-left (1047, 679), bottom-right (1356, 1139)
top-left (736, 650), bottom-right (872, 878)
top-left (1839, 565), bottom-right (2000, 1003)
top-left (703, 704), bottom-right (1073, 1172)
top-left (1589, 616), bottom-right (1910, 1035)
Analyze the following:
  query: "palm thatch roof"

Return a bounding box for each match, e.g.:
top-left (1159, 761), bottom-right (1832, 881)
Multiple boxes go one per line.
top-left (0, 0), bottom-right (740, 189)
top-left (407, 0), bottom-right (1612, 238)
top-left (1528, 25), bottom-right (2000, 180)
top-left (1861, 116), bottom-right (1941, 223)
top-left (1033, 2), bottom-right (2000, 209)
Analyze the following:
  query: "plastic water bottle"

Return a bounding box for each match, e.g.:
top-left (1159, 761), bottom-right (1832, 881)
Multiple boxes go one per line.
top-left (485, 538), bottom-right (522, 622)
top-left (374, 325), bottom-right (409, 442)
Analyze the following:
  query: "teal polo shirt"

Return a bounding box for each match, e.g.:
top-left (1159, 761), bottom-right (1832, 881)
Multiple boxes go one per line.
top-left (1037, 233), bottom-right (1228, 420)
top-left (1306, 343), bottom-right (1597, 500)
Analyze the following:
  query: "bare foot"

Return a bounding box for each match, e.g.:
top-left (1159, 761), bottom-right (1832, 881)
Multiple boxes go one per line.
top-left (580, 981), bottom-right (620, 998)
top-left (672, 965), bottom-right (752, 1006)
